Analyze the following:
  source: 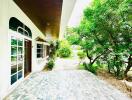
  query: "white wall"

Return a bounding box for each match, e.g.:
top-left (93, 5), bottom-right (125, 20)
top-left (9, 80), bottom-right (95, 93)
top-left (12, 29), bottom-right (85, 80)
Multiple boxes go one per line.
top-left (59, 0), bottom-right (76, 39)
top-left (0, 0), bottom-right (10, 99)
top-left (0, 0), bottom-right (47, 99)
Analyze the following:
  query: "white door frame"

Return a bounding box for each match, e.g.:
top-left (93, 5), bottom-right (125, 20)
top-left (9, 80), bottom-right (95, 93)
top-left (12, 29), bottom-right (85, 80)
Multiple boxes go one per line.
top-left (9, 29), bottom-right (32, 89)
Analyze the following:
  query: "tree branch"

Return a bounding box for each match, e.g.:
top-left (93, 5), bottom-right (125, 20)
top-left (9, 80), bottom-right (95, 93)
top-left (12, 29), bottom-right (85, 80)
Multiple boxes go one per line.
top-left (86, 50), bottom-right (92, 63)
top-left (91, 50), bottom-right (108, 65)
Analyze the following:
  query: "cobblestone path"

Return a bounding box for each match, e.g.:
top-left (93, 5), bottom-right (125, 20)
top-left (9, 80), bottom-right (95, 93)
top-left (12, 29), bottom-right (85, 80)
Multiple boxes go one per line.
top-left (53, 58), bottom-right (80, 70)
top-left (6, 70), bottom-right (131, 100)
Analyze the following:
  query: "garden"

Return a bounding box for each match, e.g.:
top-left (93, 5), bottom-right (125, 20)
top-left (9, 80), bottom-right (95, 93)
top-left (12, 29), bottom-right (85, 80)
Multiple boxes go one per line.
top-left (44, 0), bottom-right (132, 97)
top-left (66, 0), bottom-right (132, 97)
top-left (66, 0), bottom-right (132, 79)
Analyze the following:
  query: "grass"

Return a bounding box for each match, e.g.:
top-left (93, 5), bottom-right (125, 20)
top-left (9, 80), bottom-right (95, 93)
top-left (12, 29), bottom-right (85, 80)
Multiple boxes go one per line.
top-left (79, 63), bottom-right (85, 70)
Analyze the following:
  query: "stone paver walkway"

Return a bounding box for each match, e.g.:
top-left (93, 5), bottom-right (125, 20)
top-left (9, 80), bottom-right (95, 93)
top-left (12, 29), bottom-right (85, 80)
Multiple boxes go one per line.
top-left (5, 70), bottom-right (131, 100)
top-left (53, 58), bottom-right (79, 70)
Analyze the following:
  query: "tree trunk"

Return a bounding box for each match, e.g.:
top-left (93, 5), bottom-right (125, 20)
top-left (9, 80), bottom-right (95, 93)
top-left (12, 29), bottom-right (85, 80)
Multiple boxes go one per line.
top-left (86, 50), bottom-right (92, 64)
top-left (114, 55), bottom-right (120, 77)
top-left (116, 66), bottom-right (120, 78)
top-left (107, 62), bottom-right (111, 73)
top-left (124, 55), bottom-right (132, 77)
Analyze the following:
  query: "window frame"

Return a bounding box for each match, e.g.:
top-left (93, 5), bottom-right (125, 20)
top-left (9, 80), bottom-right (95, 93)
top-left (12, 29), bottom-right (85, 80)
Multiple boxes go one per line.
top-left (36, 41), bottom-right (50, 59)
top-left (9, 17), bottom-right (32, 38)
top-left (36, 42), bottom-right (44, 59)
top-left (10, 32), bottom-right (24, 85)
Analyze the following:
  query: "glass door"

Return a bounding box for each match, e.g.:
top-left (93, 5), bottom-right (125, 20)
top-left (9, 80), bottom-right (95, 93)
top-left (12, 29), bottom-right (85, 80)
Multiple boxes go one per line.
top-left (11, 36), bottom-right (24, 85)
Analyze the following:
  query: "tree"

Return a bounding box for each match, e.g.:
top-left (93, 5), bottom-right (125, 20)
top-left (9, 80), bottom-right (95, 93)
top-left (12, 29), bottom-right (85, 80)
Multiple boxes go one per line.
top-left (75, 0), bottom-right (132, 78)
top-left (66, 33), bottom-right (80, 45)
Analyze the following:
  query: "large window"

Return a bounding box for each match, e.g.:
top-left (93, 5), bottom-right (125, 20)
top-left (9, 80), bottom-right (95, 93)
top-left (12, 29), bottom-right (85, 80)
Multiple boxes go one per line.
top-left (11, 36), bottom-right (24, 85)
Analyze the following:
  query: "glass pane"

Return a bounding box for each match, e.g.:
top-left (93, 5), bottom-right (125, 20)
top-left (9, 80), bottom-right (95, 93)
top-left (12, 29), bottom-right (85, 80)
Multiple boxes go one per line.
top-left (11, 65), bottom-right (17, 75)
top-left (11, 37), bottom-right (17, 46)
top-left (18, 28), bottom-right (23, 35)
top-left (11, 56), bottom-right (17, 66)
top-left (37, 49), bottom-right (43, 53)
top-left (18, 47), bottom-right (23, 54)
top-left (18, 55), bottom-right (23, 63)
top-left (18, 40), bottom-right (23, 46)
top-left (18, 71), bottom-right (22, 79)
top-left (37, 44), bottom-right (43, 48)
top-left (24, 31), bottom-right (29, 36)
top-left (11, 46), bottom-right (17, 55)
top-left (11, 74), bottom-right (17, 85)
top-left (18, 63), bottom-right (23, 71)
top-left (37, 54), bottom-right (41, 58)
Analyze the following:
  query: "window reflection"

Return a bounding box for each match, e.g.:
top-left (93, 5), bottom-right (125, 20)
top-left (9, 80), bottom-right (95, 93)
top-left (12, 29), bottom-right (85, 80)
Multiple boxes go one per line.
top-left (11, 65), bottom-right (17, 75)
top-left (11, 47), bottom-right (17, 55)
top-left (11, 74), bottom-right (17, 85)
top-left (18, 63), bottom-right (23, 71)
top-left (18, 47), bottom-right (23, 54)
top-left (18, 55), bottom-right (23, 62)
top-left (11, 37), bottom-right (17, 46)
top-left (18, 71), bottom-right (22, 79)
top-left (11, 56), bottom-right (17, 66)
top-left (11, 37), bottom-right (24, 85)
top-left (18, 40), bottom-right (23, 46)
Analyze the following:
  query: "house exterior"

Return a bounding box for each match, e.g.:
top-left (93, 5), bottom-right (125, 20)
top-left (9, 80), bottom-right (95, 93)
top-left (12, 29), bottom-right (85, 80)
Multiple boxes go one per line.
top-left (0, 0), bottom-right (76, 99)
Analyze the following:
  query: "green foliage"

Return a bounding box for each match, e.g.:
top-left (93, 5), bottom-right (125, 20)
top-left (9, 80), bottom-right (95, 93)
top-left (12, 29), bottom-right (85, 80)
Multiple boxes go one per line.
top-left (58, 47), bottom-right (71, 58)
top-left (11, 39), bottom-right (17, 45)
top-left (79, 63), bottom-right (85, 70)
top-left (46, 59), bottom-right (55, 70)
top-left (59, 40), bottom-right (70, 48)
top-left (83, 63), bottom-right (98, 74)
top-left (49, 40), bottom-right (60, 58)
top-left (57, 40), bottom-right (71, 58)
top-left (77, 46), bottom-right (82, 50)
top-left (77, 51), bottom-right (86, 59)
top-left (45, 40), bottom-right (59, 70)
top-left (66, 33), bottom-right (80, 45)
top-left (73, 0), bottom-right (132, 78)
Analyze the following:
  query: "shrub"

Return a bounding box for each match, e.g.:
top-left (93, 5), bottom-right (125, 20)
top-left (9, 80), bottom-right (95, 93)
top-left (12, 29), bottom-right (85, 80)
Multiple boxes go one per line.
top-left (83, 63), bottom-right (98, 74)
top-left (66, 33), bottom-right (80, 45)
top-left (57, 40), bottom-right (71, 58)
top-left (59, 40), bottom-right (70, 48)
top-left (46, 59), bottom-right (55, 70)
top-left (77, 46), bottom-right (82, 50)
top-left (48, 40), bottom-right (59, 58)
top-left (79, 63), bottom-right (85, 70)
top-left (77, 51), bottom-right (86, 59)
top-left (58, 47), bottom-right (71, 58)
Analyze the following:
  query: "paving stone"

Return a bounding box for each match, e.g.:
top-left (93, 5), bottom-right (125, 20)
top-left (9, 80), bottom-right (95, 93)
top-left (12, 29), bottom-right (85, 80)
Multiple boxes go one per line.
top-left (5, 70), bottom-right (131, 100)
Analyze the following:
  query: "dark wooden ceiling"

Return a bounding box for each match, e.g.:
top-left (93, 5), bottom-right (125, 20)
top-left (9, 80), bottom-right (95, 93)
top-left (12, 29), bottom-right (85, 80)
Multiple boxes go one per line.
top-left (14, 0), bottom-right (63, 37)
